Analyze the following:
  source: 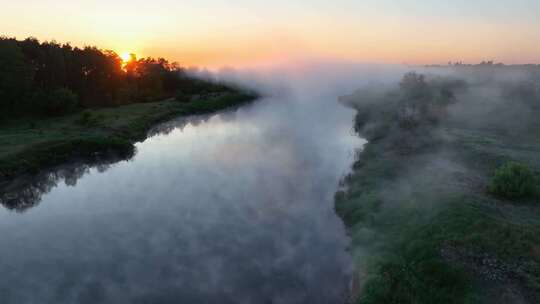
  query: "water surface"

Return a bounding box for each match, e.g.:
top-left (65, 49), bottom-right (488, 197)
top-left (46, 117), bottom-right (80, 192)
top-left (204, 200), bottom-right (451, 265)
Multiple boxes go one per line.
top-left (0, 92), bottom-right (362, 303)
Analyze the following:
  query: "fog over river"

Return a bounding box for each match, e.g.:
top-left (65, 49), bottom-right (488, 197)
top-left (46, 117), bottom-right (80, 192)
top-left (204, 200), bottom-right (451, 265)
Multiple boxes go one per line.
top-left (0, 64), bottom-right (400, 303)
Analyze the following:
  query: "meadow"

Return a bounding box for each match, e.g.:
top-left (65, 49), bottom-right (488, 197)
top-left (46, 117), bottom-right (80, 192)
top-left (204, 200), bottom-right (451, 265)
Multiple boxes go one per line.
top-left (337, 66), bottom-right (540, 303)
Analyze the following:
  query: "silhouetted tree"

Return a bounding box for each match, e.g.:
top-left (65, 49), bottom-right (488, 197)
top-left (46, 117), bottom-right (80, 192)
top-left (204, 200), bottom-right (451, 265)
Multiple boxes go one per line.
top-left (0, 38), bottom-right (34, 117)
top-left (0, 36), bottom-right (240, 120)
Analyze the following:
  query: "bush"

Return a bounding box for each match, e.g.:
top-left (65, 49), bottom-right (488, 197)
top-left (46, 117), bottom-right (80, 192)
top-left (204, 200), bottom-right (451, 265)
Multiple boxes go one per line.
top-left (175, 91), bottom-right (191, 103)
top-left (488, 162), bottom-right (537, 199)
top-left (76, 111), bottom-right (94, 126)
top-left (400, 72), bottom-right (430, 99)
top-left (42, 88), bottom-right (79, 116)
top-left (76, 110), bottom-right (105, 127)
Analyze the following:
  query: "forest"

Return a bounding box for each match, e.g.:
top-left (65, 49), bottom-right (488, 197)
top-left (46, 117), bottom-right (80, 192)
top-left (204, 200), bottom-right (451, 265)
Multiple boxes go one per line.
top-left (0, 37), bottom-right (235, 120)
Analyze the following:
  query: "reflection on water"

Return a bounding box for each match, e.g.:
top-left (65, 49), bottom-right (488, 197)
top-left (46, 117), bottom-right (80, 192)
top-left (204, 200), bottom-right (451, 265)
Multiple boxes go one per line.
top-left (0, 151), bottom-right (134, 212)
top-left (0, 112), bottom-right (236, 213)
top-left (0, 95), bottom-right (362, 304)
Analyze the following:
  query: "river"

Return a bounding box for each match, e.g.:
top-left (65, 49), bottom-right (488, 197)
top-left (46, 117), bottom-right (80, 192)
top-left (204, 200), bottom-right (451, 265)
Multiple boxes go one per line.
top-left (0, 80), bottom-right (364, 303)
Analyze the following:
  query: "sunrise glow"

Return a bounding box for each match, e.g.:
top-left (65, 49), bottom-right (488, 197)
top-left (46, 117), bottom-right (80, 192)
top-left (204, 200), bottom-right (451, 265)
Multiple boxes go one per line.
top-left (2, 1), bottom-right (540, 303)
top-left (120, 52), bottom-right (132, 63)
top-left (1, 1), bottom-right (539, 67)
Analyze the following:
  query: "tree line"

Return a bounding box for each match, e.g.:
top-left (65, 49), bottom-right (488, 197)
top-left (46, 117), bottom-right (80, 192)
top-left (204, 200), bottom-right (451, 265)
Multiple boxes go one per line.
top-left (0, 37), bottom-right (234, 119)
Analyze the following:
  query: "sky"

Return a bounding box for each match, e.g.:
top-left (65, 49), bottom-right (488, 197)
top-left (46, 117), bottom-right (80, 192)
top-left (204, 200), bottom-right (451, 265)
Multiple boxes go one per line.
top-left (1, 0), bottom-right (540, 68)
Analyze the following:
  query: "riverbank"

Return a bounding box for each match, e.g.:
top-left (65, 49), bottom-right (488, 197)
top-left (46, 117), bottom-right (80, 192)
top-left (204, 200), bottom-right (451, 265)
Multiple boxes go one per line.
top-left (0, 92), bottom-right (257, 180)
top-left (337, 71), bottom-right (540, 303)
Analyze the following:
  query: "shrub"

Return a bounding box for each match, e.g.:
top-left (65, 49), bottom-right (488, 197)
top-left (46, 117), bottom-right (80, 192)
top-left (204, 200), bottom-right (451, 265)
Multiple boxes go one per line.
top-left (488, 162), bottom-right (537, 199)
top-left (77, 111), bottom-right (92, 125)
top-left (175, 91), bottom-right (191, 103)
top-left (43, 88), bottom-right (79, 115)
top-left (400, 72), bottom-right (430, 99)
top-left (76, 110), bottom-right (103, 127)
top-left (398, 104), bottom-right (422, 129)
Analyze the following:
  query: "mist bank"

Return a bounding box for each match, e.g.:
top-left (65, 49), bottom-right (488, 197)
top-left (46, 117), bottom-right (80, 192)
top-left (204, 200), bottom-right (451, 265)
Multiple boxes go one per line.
top-left (0, 65), bottom-right (363, 304)
top-left (337, 65), bottom-right (540, 303)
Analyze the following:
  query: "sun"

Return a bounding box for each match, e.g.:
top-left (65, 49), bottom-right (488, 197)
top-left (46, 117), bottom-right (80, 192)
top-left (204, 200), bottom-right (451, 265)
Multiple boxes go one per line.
top-left (120, 52), bottom-right (132, 63)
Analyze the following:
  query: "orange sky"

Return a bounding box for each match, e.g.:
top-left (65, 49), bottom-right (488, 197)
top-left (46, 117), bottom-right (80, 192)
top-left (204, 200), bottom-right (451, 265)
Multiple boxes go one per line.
top-left (2, 0), bottom-right (539, 68)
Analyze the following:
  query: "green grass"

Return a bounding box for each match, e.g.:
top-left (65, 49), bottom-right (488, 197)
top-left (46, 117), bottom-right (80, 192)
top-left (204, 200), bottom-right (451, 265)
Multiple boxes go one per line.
top-left (339, 150), bottom-right (540, 302)
top-left (0, 92), bottom-right (256, 179)
top-left (357, 199), bottom-right (540, 303)
top-left (337, 105), bottom-right (540, 303)
top-left (488, 162), bottom-right (537, 200)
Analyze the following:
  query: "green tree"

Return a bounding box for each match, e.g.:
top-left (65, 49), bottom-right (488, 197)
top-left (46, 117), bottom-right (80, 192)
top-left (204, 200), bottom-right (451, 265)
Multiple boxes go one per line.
top-left (0, 38), bottom-right (34, 117)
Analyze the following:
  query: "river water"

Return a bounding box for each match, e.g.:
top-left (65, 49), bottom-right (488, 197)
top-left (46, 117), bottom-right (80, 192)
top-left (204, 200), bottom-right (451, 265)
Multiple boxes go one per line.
top-left (0, 83), bottom-right (363, 303)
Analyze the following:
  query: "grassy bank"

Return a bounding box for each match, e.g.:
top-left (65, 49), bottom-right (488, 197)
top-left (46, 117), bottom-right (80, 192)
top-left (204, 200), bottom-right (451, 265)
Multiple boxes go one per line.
top-left (0, 92), bottom-right (256, 180)
top-left (337, 71), bottom-right (540, 303)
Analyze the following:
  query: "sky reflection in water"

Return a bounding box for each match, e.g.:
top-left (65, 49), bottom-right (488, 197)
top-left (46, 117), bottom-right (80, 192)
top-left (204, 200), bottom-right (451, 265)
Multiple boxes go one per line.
top-left (0, 92), bottom-right (363, 303)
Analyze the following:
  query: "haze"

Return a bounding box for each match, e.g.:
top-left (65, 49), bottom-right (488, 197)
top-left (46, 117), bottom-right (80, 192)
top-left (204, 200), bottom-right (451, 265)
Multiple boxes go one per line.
top-left (2, 0), bottom-right (539, 67)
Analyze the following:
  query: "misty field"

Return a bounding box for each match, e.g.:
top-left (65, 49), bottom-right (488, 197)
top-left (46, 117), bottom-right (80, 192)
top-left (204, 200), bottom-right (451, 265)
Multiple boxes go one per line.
top-left (337, 66), bottom-right (540, 304)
